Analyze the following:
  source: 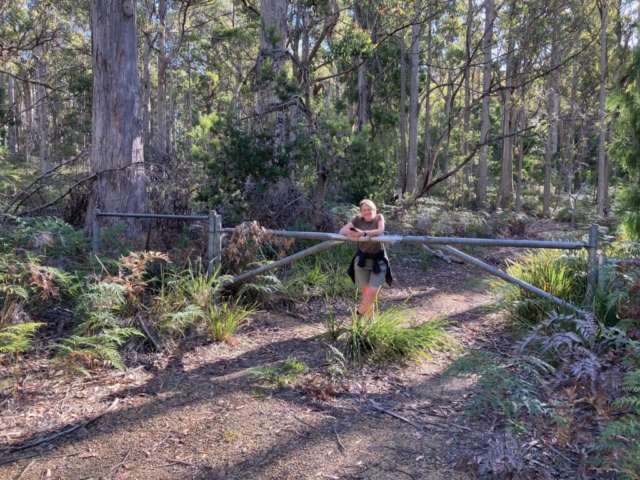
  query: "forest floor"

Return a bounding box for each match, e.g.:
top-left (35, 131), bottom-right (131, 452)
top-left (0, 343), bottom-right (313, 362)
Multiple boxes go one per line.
top-left (0, 220), bottom-right (581, 480)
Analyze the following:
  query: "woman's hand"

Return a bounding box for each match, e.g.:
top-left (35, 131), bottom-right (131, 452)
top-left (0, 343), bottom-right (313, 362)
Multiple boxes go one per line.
top-left (339, 222), bottom-right (361, 238)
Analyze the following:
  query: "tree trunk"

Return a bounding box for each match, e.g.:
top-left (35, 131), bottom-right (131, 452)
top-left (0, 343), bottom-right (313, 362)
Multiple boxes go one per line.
top-left (406, 0), bottom-right (420, 196)
top-left (597, 0), bottom-right (608, 216)
top-left (22, 69), bottom-right (33, 164)
top-left (87, 0), bottom-right (146, 235)
top-left (496, 37), bottom-right (515, 209)
top-left (257, 0), bottom-right (289, 149)
top-left (34, 45), bottom-right (50, 176)
top-left (398, 34), bottom-right (407, 196)
top-left (7, 75), bottom-right (18, 156)
top-left (142, 33), bottom-right (151, 146)
top-left (477, 0), bottom-right (494, 207)
top-left (543, 6), bottom-right (559, 217)
top-left (422, 22), bottom-right (432, 176)
top-left (462, 0), bottom-right (473, 204)
top-left (515, 107), bottom-right (524, 214)
top-left (155, 0), bottom-right (168, 155)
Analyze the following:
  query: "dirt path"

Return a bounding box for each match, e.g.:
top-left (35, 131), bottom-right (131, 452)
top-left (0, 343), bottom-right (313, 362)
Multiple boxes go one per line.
top-left (1, 256), bottom-right (515, 480)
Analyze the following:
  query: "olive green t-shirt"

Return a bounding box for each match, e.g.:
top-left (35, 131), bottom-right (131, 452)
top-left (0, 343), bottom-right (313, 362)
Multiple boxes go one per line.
top-left (351, 214), bottom-right (384, 254)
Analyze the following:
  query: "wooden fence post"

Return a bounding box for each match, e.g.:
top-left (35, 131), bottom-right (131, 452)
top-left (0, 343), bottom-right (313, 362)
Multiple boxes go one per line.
top-left (598, 253), bottom-right (608, 292)
top-left (586, 224), bottom-right (599, 303)
top-left (207, 210), bottom-right (222, 279)
top-left (92, 208), bottom-right (101, 254)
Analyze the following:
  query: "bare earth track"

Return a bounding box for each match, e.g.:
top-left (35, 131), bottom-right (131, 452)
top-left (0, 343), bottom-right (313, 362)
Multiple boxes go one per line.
top-left (1, 229), bottom-right (578, 479)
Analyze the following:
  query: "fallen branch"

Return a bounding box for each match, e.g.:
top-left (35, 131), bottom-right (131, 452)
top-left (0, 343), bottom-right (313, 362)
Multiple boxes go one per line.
top-left (16, 458), bottom-right (36, 480)
top-left (159, 457), bottom-right (212, 469)
top-left (137, 315), bottom-right (161, 351)
top-left (144, 433), bottom-right (171, 456)
top-left (422, 245), bottom-right (464, 264)
top-left (370, 400), bottom-right (424, 431)
top-left (109, 447), bottom-right (131, 479)
top-left (333, 423), bottom-right (346, 453)
top-left (7, 398), bottom-right (120, 453)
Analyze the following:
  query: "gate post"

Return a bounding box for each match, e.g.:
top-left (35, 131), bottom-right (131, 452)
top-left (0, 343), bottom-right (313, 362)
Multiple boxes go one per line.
top-left (92, 208), bottom-right (101, 254)
top-left (586, 225), bottom-right (599, 303)
top-left (598, 253), bottom-right (608, 292)
top-left (207, 210), bottom-right (222, 279)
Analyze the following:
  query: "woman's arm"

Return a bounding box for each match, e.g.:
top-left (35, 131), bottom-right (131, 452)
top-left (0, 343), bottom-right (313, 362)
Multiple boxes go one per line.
top-left (339, 221), bottom-right (361, 238)
top-left (362, 215), bottom-right (385, 237)
top-left (343, 215), bottom-right (385, 239)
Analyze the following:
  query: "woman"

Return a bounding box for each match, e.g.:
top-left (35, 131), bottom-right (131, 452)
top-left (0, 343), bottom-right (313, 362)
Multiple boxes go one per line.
top-left (339, 199), bottom-right (393, 317)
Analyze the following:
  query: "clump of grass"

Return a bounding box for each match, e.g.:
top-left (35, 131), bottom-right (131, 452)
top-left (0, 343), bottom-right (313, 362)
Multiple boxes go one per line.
top-left (281, 246), bottom-right (355, 305)
top-left (249, 357), bottom-right (308, 390)
top-left (336, 303), bottom-right (458, 363)
top-left (156, 266), bottom-right (255, 342)
top-left (493, 249), bottom-right (587, 328)
top-left (203, 300), bottom-right (256, 342)
top-left (321, 301), bottom-right (346, 342)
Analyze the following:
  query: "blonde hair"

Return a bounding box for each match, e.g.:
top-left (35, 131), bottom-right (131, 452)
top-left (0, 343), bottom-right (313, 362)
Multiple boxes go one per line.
top-left (359, 199), bottom-right (377, 213)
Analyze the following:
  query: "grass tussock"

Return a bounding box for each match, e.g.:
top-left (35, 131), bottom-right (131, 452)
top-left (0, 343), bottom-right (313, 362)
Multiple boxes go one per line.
top-left (494, 249), bottom-right (587, 328)
top-left (327, 302), bottom-right (458, 364)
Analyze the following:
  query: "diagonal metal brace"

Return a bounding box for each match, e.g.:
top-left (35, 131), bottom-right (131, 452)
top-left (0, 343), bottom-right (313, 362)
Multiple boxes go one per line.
top-left (224, 240), bottom-right (345, 288)
top-left (439, 245), bottom-right (584, 315)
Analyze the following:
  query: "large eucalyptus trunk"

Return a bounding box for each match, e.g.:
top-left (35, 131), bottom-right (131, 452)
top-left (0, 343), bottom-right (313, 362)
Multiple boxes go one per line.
top-left (142, 33), bottom-right (151, 146)
top-left (496, 37), bottom-right (515, 209)
top-left (155, 0), bottom-right (168, 155)
top-left (597, 0), bottom-right (608, 216)
top-left (7, 75), bottom-right (17, 156)
top-left (257, 0), bottom-right (289, 148)
top-left (406, 0), bottom-right (421, 196)
top-left (543, 7), bottom-right (559, 217)
top-left (422, 22), bottom-right (432, 177)
top-left (34, 45), bottom-right (50, 175)
top-left (87, 0), bottom-right (146, 235)
top-left (477, 0), bottom-right (494, 206)
top-left (462, 0), bottom-right (473, 203)
top-left (398, 35), bottom-right (407, 196)
top-left (515, 107), bottom-right (525, 214)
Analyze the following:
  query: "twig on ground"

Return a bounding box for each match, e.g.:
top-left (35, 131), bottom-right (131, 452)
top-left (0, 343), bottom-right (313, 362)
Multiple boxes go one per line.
top-left (549, 446), bottom-right (577, 465)
top-left (370, 400), bottom-right (424, 431)
top-left (16, 458), bottom-right (36, 479)
top-left (144, 433), bottom-right (171, 456)
top-left (58, 386), bottom-right (71, 411)
top-left (333, 423), bottom-right (347, 453)
top-left (293, 414), bottom-right (321, 430)
top-left (394, 467), bottom-right (416, 479)
top-left (109, 447), bottom-right (131, 478)
top-left (159, 457), bottom-right (212, 469)
top-left (137, 315), bottom-right (161, 351)
top-left (7, 398), bottom-right (120, 453)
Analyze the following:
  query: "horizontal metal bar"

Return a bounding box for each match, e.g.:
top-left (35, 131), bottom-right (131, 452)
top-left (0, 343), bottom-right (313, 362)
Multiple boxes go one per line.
top-left (439, 245), bottom-right (584, 314)
top-left (224, 240), bottom-right (345, 287)
top-left (97, 212), bottom-right (208, 220)
top-left (221, 228), bottom-right (586, 250)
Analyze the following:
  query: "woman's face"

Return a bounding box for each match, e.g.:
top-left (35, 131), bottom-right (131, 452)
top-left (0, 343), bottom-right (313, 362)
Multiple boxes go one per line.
top-left (360, 204), bottom-right (375, 221)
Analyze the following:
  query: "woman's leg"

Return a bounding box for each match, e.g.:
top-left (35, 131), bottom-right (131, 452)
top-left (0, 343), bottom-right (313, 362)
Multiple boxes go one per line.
top-left (358, 284), bottom-right (379, 317)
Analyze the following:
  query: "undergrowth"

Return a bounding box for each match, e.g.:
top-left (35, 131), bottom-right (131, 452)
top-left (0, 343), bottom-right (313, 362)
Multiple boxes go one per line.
top-left (445, 350), bottom-right (555, 424)
top-left (55, 281), bottom-right (142, 375)
top-left (249, 357), bottom-right (308, 390)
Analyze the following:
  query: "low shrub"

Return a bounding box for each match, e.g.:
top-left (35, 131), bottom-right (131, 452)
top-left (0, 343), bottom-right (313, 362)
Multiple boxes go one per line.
top-left (55, 282), bottom-right (142, 375)
top-left (445, 351), bottom-right (554, 422)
